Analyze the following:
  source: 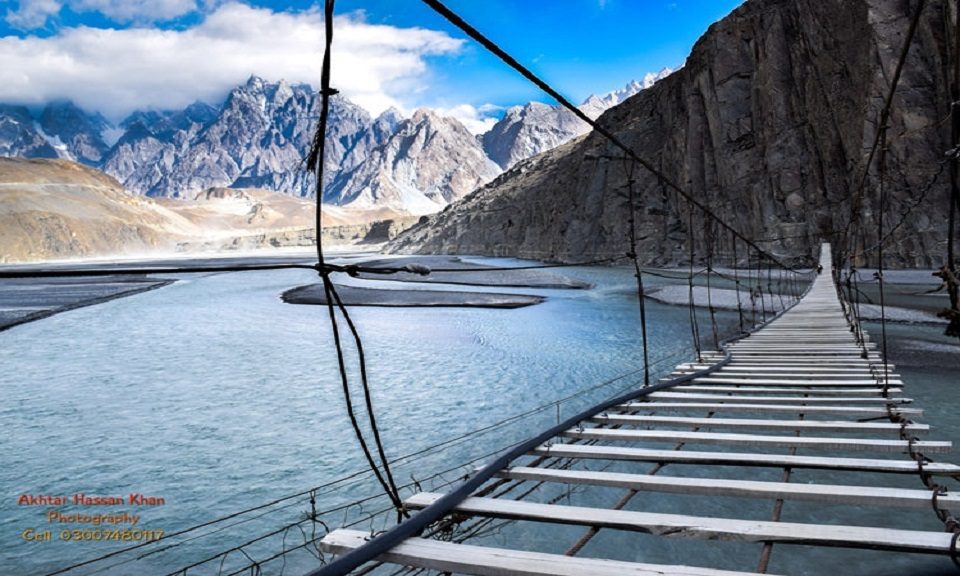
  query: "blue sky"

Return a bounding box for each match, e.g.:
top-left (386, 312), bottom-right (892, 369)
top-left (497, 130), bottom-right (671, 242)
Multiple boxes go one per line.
top-left (0, 0), bottom-right (744, 130)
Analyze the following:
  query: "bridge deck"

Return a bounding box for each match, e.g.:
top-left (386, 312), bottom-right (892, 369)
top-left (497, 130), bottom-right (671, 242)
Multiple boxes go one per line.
top-left (318, 245), bottom-right (960, 575)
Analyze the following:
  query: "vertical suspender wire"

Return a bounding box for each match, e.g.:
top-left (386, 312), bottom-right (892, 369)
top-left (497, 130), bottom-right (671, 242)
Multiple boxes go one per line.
top-left (704, 219), bottom-right (720, 350)
top-left (776, 267), bottom-right (786, 312)
top-left (731, 229), bottom-right (745, 334)
top-left (307, 0), bottom-right (406, 518)
top-left (757, 252), bottom-right (768, 323)
top-left (877, 124), bottom-right (891, 394)
top-left (687, 201), bottom-right (703, 361)
top-left (748, 245), bottom-right (758, 328)
top-left (766, 260), bottom-right (774, 315)
top-left (622, 159), bottom-right (651, 386)
top-left (851, 260), bottom-right (868, 356)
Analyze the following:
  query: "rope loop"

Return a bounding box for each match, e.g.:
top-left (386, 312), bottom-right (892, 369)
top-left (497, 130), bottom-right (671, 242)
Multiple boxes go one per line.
top-left (932, 486), bottom-right (950, 522)
top-left (951, 530), bottom-right (960, 569)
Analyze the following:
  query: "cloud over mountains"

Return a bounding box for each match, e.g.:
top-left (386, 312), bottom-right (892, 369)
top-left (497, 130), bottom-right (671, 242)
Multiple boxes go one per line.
top-left (0, 2), bottom-right (463, 120)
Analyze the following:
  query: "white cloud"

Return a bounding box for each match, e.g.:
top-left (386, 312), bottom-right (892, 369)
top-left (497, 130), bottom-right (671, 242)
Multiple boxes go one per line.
top-left (432, 103), bottom-right (500, 135)
top-left (5, 0), bottom-right (63, 29)
top-left (0, 3), bottom-right (464, 120)
top-left (73, 0), bottom-right (198, 23)
top-left (5, 0), bottom-right (197, 28)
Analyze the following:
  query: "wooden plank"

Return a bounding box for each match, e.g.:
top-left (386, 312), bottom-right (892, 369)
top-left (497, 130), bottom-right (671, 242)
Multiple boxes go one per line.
top-left (496, 467), bottom-right (960, 509)
top-left (679, 366), bottom-right (897, 374)
top-left (648, 392), bottom-right (911, 404)
top-left (320, 529), bottom-right (778, 576)
top-left (724, 358), bottom-right (887, 363)
top-left (690, 378), bottom-right (898, 387)
top-left (731, 352), bottom-right (882, 358)
top-left (715, 366), bottom-right (896, 372)
top-left (697, 374), bottom-right (901, 381)
top-left (531, 444), bottom-right (960, 476)
top-left (675, 385), bottom-right (905, 396)
top-left (736, 344), bottom-right (870, 347)
top-left (591, 414), bottom-right (930, 434)
top-left (561, 428), bottom-right (951, 453)
top-left (620, 401), bottom-right (923, 416)
top-left (405, 493), bottom-right (956, 554)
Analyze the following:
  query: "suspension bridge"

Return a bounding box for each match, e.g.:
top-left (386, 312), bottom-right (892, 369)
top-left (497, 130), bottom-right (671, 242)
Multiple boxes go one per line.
top-left (310, 244), bottom-right (960, 575)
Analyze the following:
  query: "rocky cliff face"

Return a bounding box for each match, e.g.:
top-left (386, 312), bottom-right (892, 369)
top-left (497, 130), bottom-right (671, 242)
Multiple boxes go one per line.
top-left (390, 0), bottom-right (957, 268)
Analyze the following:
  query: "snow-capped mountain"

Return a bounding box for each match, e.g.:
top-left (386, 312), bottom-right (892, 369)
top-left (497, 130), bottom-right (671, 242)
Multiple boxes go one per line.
top-left (579, 68), bottom-right (673, 120)
top-left (329, 108), bottom-right (501, 214)
top-left (481, 68), bottom-right (675, 169)
top-left (0, 71), bottom-right (670, 215)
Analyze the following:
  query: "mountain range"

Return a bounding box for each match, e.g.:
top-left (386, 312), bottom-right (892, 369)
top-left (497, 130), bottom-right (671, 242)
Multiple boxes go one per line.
top-left (0, 71), bottom-right (672, 218)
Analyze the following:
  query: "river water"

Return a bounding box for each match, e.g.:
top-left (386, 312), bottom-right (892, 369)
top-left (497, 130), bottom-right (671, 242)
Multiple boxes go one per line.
top-left (1, 257), bottom-right (958, 575)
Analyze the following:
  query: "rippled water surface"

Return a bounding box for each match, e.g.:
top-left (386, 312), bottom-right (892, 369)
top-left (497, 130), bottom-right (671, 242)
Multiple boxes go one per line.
top-left (2, 258), bottom-right (958, 575)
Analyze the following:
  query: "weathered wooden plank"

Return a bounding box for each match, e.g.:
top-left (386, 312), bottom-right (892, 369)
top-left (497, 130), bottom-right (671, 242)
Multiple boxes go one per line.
top-left (729, 352), bottom-right (876, 356)
top-left (728, 358), bottom-right (883, 363)
top-left (688, 379), bottom-right (898, 387)
top-left (320, 529), bottom-right (778, 576)
top-left (531, 444), bottom-right (960, 475)
top-left (697, 375), bottom-right (900, 382)
top-left (675, 385), bottom-right (904, 396)
top-left (620, 401), bottom-right (922, 416)
top-left (736, 344), bottom-right (871, 348)
top-left (405, 493), bottom-right (956, 554)
top-left (496, 467), bottom-right (960, 509)
top-left (648, 392), bottom-right (911, 404)
top-left (590, 414), bottom-right (929, 434)
top-left (561, 428), bottom-right (951, 453)
top-left (715, 366), bottom-right (896, 372)
top-left (679, 366), bottom-right (896, 373)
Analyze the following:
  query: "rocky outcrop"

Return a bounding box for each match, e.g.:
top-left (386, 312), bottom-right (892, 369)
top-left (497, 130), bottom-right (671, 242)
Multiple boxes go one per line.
top-left (390, 0), bottom-right (957, 268)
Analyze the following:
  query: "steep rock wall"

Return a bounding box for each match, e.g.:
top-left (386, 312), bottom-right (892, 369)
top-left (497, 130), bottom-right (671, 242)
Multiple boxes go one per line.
top-left (390, 0), bottom-right (957, 267)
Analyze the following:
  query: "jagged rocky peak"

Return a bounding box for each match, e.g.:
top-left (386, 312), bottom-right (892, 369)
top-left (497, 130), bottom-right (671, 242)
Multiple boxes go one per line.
top-left (390, 0), bottom-right (956, 268)
top-left (119, 101), bottom-right (217, 140)
top-left (372, 107), bottom-right (404, 141)
top-left (0, 102), bottom-right (115, 163)
top-left (482, 102), bottom-right (589, 170)
top-left (37, 101), bottom-right (112, 165)
top-left (325, 107), bottom-right (501, 214)
top-left (481, 71), bottom-right (674, 170)
top-left (0, 104), bottom-right (60, 159)
top-left (579, 68), bottom-right (674, 120)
